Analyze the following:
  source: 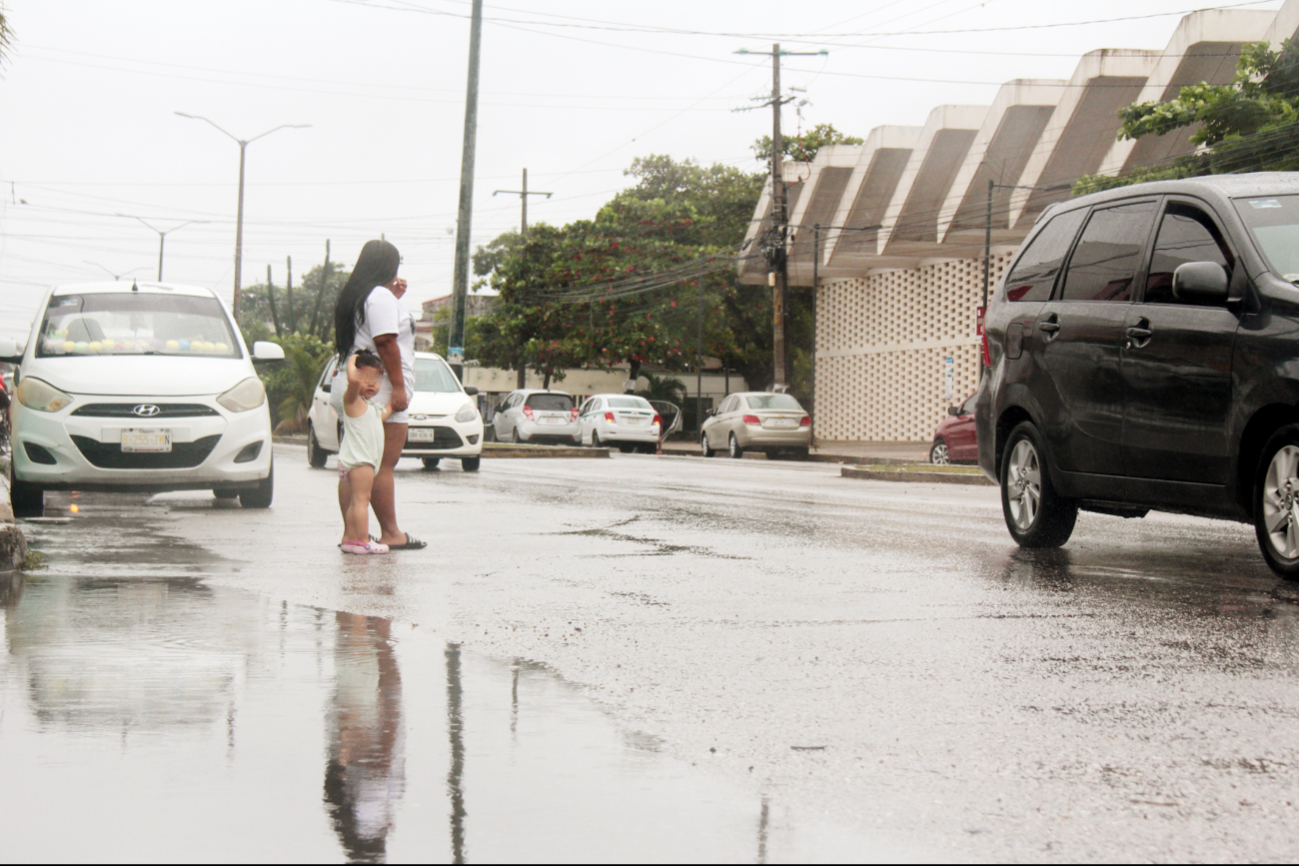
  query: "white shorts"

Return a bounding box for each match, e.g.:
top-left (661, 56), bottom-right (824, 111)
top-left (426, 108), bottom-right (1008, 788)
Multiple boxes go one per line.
top-left (330, 365), bottom-right (410, 425)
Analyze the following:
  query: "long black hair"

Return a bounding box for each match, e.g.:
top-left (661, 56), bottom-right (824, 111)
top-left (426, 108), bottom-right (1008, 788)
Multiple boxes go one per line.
top-left (334, 239), bottom-right (401, 358)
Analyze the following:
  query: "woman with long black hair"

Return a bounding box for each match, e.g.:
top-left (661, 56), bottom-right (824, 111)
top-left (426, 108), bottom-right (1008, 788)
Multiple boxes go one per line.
top-left (330, 239), bottom-right (426, 550)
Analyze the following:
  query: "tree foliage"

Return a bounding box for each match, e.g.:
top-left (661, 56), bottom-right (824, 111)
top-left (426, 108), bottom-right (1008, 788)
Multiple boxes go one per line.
top-left (1076, 39), bottom-right (1299, 193)
top-left (470, 156), bottom-right (793, 394)
top-left (239, 261), bottom-right (349, 344)
top-left (751, 122), bottom-right (864, 165)
top-left (0, 10), bottom-right (12, 69)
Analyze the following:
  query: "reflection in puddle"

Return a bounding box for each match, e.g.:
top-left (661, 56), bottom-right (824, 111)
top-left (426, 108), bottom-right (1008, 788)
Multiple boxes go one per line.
top-left (0, 569), bottom-right (875, 863)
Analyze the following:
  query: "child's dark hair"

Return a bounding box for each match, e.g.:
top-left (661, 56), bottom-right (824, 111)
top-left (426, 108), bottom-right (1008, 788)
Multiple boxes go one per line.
top-left (354, 350), bottom-right (384, 372)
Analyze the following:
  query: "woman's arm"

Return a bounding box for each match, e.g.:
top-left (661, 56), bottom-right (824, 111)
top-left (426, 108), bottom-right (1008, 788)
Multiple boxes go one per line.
top-left (373, 333), bottom-right (408, 412)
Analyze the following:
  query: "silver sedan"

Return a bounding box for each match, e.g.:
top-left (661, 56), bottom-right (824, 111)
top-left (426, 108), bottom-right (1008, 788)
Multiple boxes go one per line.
top-left (700, 392), bottom-right (811, 459)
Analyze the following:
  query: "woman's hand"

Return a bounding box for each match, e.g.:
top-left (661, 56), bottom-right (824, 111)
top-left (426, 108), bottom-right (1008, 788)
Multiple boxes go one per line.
top-left (391, 384), bottom-right (409, 413)
top-left (387, 277), bottom-right (408, 298)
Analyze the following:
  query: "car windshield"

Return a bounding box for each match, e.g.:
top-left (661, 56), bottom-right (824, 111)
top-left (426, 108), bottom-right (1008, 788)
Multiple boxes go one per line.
top-left (1234, 194), bottom-right (1299, 280)
top-left (525, 394), bottom-right (573, 411)
top-left (607, 397), bottom-right (651, 409)
top-left (414, 357), bottom-right (462, 393)
top-left (745, 394), bottom-right (802, 411)
top-left (36, 293), bottom-right (240, 359)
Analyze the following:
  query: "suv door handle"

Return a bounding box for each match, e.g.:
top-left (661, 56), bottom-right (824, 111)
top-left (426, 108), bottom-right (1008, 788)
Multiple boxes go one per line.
top-left (1125, 319), bottom-right (1153, 349)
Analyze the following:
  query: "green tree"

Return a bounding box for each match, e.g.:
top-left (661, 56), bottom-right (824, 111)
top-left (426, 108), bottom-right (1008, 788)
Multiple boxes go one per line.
top-left (635, 372), bottom-right (687, 405)
top-left (1076, 39), bottom-right (1299, 193)
top-left (751, 122), bottom-right (864, 165)
top-left (239, 261), bottom-right (349, 344)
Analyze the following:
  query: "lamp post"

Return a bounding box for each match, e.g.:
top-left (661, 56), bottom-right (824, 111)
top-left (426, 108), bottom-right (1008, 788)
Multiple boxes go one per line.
top-left (85, 261), bottom-right (147, 282)
top-left (117, 215), bottom-right (206, 281)
top-left (174, 112), bottom-right (310, 322)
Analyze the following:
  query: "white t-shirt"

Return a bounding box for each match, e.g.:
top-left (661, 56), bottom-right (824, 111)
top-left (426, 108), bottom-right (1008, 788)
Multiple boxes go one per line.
top-left (352, 285), bottom-right (415, 388)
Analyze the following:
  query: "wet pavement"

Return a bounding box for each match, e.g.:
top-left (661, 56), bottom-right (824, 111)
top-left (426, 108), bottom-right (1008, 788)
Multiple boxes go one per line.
top-left (6, 448), bottom-right (1299, 861)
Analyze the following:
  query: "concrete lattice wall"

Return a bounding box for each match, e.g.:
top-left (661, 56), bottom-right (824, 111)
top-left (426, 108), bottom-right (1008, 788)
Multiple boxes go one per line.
top-left (815, 252), bottom-right (1013, 441)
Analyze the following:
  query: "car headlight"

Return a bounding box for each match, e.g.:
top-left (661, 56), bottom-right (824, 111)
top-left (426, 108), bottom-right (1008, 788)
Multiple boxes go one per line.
top-left (216, 377), bottom-right (266, 412)
top-left (455, 402), bottom-right (479, 423)
top-left (15, 378), bottom-right (73, 413)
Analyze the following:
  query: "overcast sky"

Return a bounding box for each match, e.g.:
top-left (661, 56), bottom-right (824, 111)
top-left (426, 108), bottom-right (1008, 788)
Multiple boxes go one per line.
top-left (0, 0), bottom-right (1286, 339)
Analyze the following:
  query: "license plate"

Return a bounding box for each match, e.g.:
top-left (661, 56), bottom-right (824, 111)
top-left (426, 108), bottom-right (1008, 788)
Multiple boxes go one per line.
top-left (541, 416), bottom-right (565, 425)
top-left (767, 418), bottom-right (797, 429)
top-left (121, 428), bottom-right (172, 452)
top-left (625, 417), bottom-right (644, 426)
top-left (408, 427), bottom-right (436, 442)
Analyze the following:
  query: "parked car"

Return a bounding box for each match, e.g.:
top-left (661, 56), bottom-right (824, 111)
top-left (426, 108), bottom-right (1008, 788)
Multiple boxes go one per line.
top-left (700, 392), bottom-right (811, 459)
top-left (492, 389), bottom-right (579, 445)
top-left (0, 282), bottom-right (284, 517)
top-left (977, 173), bottom-right (1299, 578)
top-left (307, 351), bottom-right (484, 471)
top-left (931, 393), bottom-right (978, 464)
top-left (577, 394), bottom-right (661, 453)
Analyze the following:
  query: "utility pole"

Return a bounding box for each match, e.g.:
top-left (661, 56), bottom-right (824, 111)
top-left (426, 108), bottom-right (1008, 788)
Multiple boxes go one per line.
top-left (285, 256), bottom-right (295, 333)
top-left (174, 112), bottom-right (309, 323)
top-left (448, 0), bottom-right (484, 381)
top-left (493, 168), bottom-right (552, 238)
top-left (310, 239), bottom-right (331, 339)
top-left (266, 264), bottom-right (281, 337)
top-left (696, 259), bottom-right (705, 434)
top-left (811, 223), bottom-right (820, 448)
top-left (734, 44), bottom-right (826, 388)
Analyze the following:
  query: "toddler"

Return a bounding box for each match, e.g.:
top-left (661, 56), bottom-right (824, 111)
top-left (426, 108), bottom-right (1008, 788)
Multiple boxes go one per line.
top-left (338, 351), bottom-right (394, 554)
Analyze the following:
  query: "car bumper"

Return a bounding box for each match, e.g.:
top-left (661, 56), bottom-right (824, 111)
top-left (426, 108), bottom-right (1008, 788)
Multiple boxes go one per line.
top-left (519, 420), bottom-right (580, 443)
top-left (596, 424), bottom-right (660, 444)
top-left (11, 395), bottom-right (273, 491)
top-left (401, 416), bottom-right (485, 458)
top-left (736, 427), bottom-right (812, 449)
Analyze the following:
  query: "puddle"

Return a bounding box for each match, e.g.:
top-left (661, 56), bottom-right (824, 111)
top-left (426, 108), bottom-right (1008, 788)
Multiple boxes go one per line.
top-left (0, 500), bottom-right (887, 863)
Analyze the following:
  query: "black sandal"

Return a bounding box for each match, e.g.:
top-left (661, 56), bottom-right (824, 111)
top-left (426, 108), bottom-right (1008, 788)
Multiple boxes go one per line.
top-left (389, 533), bottom-right (427, 550)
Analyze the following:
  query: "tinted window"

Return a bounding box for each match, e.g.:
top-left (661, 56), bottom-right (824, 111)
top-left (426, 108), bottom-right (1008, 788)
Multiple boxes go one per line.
top-left (1234, 194), bottom-right (1299, 280)
top-left (1145, 204), bottom-right (1233, 305)
top-left (746, 394), bottom-right (802, 410)
top-left (1060, 201), bottom-right (1156, 302)
top-left (1003, 208), bottom-right (1087, 302)
top-left (525, 394), bottom-right (574, 411)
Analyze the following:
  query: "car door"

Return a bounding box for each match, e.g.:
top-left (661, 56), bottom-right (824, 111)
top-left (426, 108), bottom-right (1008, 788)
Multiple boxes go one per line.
top-left (313, 357), bottom-right (340, 450)
top-left (1034, 199), bottom-right (1158, 476)
top-left (581, 398), bottom-right (600, 444)
top-left (947, 394), bottom-right (979, 462)
top-left (708, 396), bottom-right (734, 448)
top-left (1120, 198), bottom-right (1240, 485)
top-left (494, 392), bottom-right (516, 440)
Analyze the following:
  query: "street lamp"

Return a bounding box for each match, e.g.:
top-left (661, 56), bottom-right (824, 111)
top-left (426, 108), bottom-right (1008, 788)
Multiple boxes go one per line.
top-left (84, 261), bottom-right (147, 281)
top-left (174, 112), bottom-right (310, 322)
top-left (116, 215), bottom-right (207, 281)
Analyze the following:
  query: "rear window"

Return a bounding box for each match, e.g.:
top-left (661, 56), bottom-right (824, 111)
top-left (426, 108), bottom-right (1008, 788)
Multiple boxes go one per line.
top-left (1002, 208), bottom-right (1087, 302)
top-left (745, 394), bottom-right (802, 411)
top-left (525, 394), bottom-right (574, 411)
top-left (607, 397), bottom-right (651, 409)
top-left (37, 293), bottom-right (240, 359)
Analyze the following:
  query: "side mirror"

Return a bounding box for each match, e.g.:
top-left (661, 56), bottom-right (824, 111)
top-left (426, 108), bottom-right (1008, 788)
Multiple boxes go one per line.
top-left (706, 409), bottom-right (715, 417)
top-left (463, 386), bottom-right (479, 396)
top-left (1172, 261), bottom-right (1229, 304)
top-left (947, 405), bottom-right (961, 417)
top-left (0, 338), bottom-right (25, 363)
top-left (252, 341), bottom-right (286, 362)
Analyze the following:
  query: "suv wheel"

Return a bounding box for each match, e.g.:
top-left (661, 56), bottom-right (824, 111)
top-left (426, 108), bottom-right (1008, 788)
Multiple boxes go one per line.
top-left (930, 439), bottom-right (950, 465)
top-left (1255, 426), bottom-right (1299, 579)
top-left (1000, 422), bottom-right (1076, 548)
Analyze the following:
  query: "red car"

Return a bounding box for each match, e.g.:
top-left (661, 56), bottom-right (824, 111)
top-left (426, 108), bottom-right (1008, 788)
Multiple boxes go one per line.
top-left (931, 392), bottom-right (978, 464)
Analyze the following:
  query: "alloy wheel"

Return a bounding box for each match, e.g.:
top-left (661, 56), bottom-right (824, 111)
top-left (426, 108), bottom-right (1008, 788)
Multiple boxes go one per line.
top-left (930, 441), bottom-right (950, 465)
top-left (1263, 444), bottom-right (1299, 559)
top-left (1006, 439), bottom-right (1042, 531)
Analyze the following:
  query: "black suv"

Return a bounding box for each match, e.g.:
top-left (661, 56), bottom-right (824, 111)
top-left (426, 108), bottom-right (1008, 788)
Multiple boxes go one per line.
top-left (976, 174), bottom-right (1299, 577)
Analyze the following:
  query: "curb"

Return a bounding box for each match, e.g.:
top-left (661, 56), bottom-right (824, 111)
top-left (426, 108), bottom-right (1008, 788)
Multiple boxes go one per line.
top-left (273, 436), bottom-right (610, 459)
top-left (0, 462), bottom-right (27, 573)
top-left (840, 465), bottom-right (996, 486)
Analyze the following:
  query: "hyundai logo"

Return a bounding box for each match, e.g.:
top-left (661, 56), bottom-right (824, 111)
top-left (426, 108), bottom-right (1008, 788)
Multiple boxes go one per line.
top-left (132, 404), bottom-right (161, 417)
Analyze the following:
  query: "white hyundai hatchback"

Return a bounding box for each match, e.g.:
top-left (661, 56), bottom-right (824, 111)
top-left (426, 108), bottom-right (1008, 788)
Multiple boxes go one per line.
top-left (0, 282), bottom-right (284, 517)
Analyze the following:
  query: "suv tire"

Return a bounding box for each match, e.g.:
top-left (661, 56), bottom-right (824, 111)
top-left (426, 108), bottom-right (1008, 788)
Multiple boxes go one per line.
top-left (1254, 424), bottom-right (1299, 580)
top-left (1000, 421), bottom-right (1076, 548)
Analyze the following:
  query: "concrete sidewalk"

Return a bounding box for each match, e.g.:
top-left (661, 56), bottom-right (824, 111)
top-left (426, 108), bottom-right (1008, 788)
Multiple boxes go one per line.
top-left (660, 438), bottom-right (930, 465)
top-left (1, 456), bottom-right (28, 571)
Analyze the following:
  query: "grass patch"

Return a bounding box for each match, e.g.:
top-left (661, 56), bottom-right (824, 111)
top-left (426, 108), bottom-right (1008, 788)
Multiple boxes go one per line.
top-left (19, 549), bottom-right (47, 571)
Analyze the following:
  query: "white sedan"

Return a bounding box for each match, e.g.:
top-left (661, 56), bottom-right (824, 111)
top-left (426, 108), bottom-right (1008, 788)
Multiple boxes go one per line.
top-left (577, 394), bottom-right (661, 453)
top-left (307, 351), bottom-right (484, 471)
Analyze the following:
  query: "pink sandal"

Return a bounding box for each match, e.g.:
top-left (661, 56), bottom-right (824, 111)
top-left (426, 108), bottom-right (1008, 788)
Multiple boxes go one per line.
top-left (341, 541), bottom-right (390, 555)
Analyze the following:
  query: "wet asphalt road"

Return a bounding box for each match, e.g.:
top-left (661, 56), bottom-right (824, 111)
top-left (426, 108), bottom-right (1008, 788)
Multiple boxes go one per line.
top-left (6, 447), bottom-right (1299, 862)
